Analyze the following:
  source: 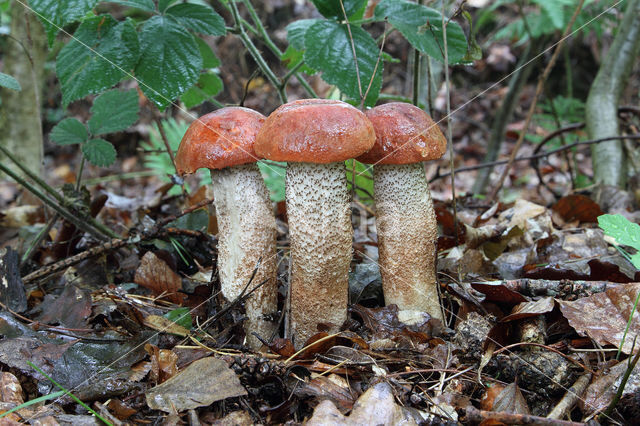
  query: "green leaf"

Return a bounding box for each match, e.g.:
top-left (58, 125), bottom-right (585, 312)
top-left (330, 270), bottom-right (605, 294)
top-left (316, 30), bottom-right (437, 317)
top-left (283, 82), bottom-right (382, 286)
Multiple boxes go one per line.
top-left (282, 46), bottom-right (317, 75)
top-left (180, 72), bottom-right (224, 108)
top-left (169, 210), bottom-right (209, 231)
top-left (30, 0), bottom-right (98, 46)
top-left (304, 20), bottom-right (382, 106)
top-left (286, 19), bottom-right (321, 50)
top-left (598, 214), bottom-right (640, 251)
top-left (258, 161), bottom-right (285, 202)
top-left (0, 72), bottom-right (21, 91)
top-left (135, 15), bottom-right (202, 111)
top-left (88, 89), bottom-right (140, 135)
top-left (164, 307), bottom-right (192, 329)
top-left (166, 3), bottom-right (225, 36)
top-left (82, 138), bottom-right (117, 167)
top-left (50, 118), bottom-right (88, 145)
top-left (196, 37), bottom-right (220, 68)
top-left (106, 0), bottom-right (155, 11)
top-left (533, 0), bottom-right (573, 29)
top-left (374, 0), bottom-right (468, 64)
top-left (56, 16), bottom-right (139, 106)
top-left (158, 0), bottom-right (178, 13)
top-left (311, 0), bottom-right (368, 20)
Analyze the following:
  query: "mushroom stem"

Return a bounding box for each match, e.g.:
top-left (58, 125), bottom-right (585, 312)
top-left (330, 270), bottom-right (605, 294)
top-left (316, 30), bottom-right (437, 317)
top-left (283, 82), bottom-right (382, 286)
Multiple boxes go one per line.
top-left (285, 162), bottom-right (352, 348)
top-left (373, 163), bottom-right (443, 321)
top-left (211, 164), bottom-right (278, 349)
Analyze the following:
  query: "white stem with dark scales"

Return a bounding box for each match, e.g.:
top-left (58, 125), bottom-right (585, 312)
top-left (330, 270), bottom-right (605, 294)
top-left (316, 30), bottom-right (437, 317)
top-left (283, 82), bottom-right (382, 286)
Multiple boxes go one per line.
top-left (211, 164), bottom-right (278, 349)
top-left (373, 163), bottom-right (443, 322)
top-left (286, 162), bottom-right (352, 348)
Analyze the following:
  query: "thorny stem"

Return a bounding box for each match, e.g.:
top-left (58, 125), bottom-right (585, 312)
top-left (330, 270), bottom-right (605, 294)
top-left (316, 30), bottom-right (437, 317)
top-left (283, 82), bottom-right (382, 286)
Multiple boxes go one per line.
top-left (0, 143), bottom-right (119, 239)
top-left (442, 2), bottom-right (459, 252)
top-left (0, 161), bottom-right (110, 240)
top-left (487, 0), bottom-right (586, 201)
top-left (412, 0), bottom-right (424, 106)
top-left (339, 0), bottom-right (363, 102)
top-left (229, 1), bottom-right (286, 103)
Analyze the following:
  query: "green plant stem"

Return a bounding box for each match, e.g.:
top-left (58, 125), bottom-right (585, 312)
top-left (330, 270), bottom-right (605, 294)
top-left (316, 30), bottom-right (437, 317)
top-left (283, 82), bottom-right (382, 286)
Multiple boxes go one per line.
top-left (412, 0), bottom-right (424, 106)
top-left (229, 1), bottom-right (286, 103)
top-left (0, 161), bottom-right (110, 240)
top-left (0, 391), bottom-right (65, 420)
top-left (21, 214), bottom-right (59, 265)
top-left (378, 93), bottom-right (426, 110)
top-left (75, 156), bottom-right (85, 192)
top-left (616, 290), bottom-right (640, 360)
top-left (601, 344), bottom-right (640, 420)
top-left (26, 361), bottom-right (113, 426)
top-left (238, 0), bottom-right (317, 98)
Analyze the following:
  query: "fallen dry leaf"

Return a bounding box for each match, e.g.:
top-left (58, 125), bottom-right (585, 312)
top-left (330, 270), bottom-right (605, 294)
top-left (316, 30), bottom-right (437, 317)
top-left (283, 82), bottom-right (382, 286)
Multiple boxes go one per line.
top-left (558, 282), bottom-right (640, 354)
top-left (0, 372), bottom-right (23, 405)
top-left (135, 251), bottom-right (185, 304)
top-left (552, 194), bottom-right (603, 224)
top-left (146, 357), bottom-right (246, 413)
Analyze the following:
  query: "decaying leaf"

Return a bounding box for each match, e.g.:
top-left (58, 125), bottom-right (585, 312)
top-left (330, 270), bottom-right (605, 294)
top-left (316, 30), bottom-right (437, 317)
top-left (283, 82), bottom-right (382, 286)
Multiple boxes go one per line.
top-left (558, 282), bottom-right (640, 354)
top-left (306, 382), bottom-right (420, 425)
top-left (146, 357), bottom-right (246, 413)
top-left (501, 297), bottom-right (555, 322)
top-left (492, 382), bottom-right (530, 414)
top-left (135, 251), bottom-right (185, 304)
top-left (0, 372), bottom-right (24, 405)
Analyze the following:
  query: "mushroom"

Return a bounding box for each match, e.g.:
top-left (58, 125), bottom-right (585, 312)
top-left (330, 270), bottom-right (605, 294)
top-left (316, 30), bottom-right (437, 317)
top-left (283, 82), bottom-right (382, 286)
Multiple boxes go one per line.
top-left (255, 99), bottom-right (375, 348)
top-left (356, 102), bottom-right (447, 322)
top-left (175, 107), bottom-right (277, 350)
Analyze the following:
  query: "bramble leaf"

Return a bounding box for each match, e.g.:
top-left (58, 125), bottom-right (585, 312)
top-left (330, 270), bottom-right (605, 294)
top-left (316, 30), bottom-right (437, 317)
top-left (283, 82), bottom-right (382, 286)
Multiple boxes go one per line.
top-left (50, 118), bottom-right (88, 145)
top-left (135, 15), bottom-right (202, 110)
top-left (304, 20), bottom-right (382, 106)
top-left (166, 3), bottom-right (225, 36)
top-left (286, 19), bottom-right (321, 50)
top-left (30, 0), bottom-right (98, 46)
top-left (180, 72), bottom-right (223, 108)
top-left (88, 89), bottom-right (140, 135)
top-left (82, 138), bottom-right (117, 167)
top-left (56, 16), bottom-right (139, 105)
top-left (0, 72), bottom-right (21, 91)
top-left (374, 0), bottom-right (468, 64)
top-left (311, 0), bottom-right (368, 20)
top-left (106, 0), bottom-right (155, 12)
top-left (196, 37), bottom-right (220, 68)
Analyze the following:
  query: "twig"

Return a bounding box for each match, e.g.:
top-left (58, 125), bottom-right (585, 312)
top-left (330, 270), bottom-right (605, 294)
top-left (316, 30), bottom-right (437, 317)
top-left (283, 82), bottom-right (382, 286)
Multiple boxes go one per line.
top-left (547, 373), bottom-right (592, 420)
top-left (487, 0), bottom-right (586, 201)
top-left (430, 134), bottom-right (640, 182)
top-left (339, 0), bottom-right (363, 102)
top-left (411, 0), bottom-right (424, 106)
top-left (465, 405), bottom-right (585, 425)
top-left (22, 198), bottom-right (214, 283)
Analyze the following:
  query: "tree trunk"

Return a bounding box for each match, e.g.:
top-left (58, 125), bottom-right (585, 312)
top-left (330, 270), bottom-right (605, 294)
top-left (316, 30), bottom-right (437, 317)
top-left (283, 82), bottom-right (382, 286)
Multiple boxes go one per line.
top-left (0, 2), bottom-right (46, 180)
top-left (587, 0), bottom-right (640, 188)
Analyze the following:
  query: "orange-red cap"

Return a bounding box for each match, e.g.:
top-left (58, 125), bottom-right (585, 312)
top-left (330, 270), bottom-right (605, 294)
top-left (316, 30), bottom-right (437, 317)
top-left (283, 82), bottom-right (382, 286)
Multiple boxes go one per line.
top-left (175, 107), bottom-right (265, 174)
top-left (254, 99), bottom-right (375, 163)
top-left (356, 102), bottom-right (447, 165)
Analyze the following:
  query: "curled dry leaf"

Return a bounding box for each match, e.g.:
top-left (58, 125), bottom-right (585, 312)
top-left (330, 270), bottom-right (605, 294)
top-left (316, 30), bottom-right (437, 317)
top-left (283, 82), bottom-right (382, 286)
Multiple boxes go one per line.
top-left (0, 372), bottom-right (23, 405)
top-left (558, 282), bottom-right (640, 354)
top-left (134, 251), bottom-right (185, 304)
top-left (501, 297), bottom-right (555, 322)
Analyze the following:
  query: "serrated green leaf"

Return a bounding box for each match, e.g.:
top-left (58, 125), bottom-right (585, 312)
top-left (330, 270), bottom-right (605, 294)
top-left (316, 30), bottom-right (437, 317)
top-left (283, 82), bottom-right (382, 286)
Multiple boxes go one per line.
top-left (374, 0), bottom-right (468, 64)
top-left (598, 214), bottom-right (640, 251)
top-left (106, 0), bottom-right (155, 12)
top-left (0, 72), bottom-right (21, 91)
top-left (166, 3), bottom-right (225, 36)
top-left (196, 37), bottom-right (220, 68)
top-left (180, 72), bottom-right (223, 108)
top-left (533, 0), bottom-right (573, 29)
top-left (282, 46), bottom-right (317, 75)
top-left (164, 307), bottom-right (192, 329)
top-left (286, 19), bottom-right (321, 50)
top-left (311, 0), bottom-right (368, 20)
top-left (56, 16), bottom-right (139, 106)
top-left (30, 0), bottom-right (98, 46)
top-left (50, 118), bottom-right (88, 145)
top-left (135, 15), bottom-right (202, 111)
top-left (82, 138), bottom-right (117, 167)
top-left (304, 20), bottom-right (382, 106)
top-left (158, 0), bottom-right (179, 12)
top-left (88, 89), bottom-right (140, 135)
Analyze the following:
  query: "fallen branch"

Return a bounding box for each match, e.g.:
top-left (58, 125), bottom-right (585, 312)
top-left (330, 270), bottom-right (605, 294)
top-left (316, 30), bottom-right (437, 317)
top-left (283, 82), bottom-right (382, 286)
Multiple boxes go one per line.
top-left (465, 405), bottom-right (585, 425)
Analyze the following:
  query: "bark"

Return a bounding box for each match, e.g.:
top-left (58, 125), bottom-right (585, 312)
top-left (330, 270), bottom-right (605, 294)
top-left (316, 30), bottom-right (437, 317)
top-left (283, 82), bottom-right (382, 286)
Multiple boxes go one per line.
top-left (587, 0), bottom-right (640, 187)
top-left (0, 2), bottom-right (46, 180)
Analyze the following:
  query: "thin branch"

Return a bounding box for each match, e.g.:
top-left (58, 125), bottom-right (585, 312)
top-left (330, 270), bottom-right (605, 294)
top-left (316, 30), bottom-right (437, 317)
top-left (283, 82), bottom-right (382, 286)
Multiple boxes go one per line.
top-left (339, 0), bottom-right (363, 102)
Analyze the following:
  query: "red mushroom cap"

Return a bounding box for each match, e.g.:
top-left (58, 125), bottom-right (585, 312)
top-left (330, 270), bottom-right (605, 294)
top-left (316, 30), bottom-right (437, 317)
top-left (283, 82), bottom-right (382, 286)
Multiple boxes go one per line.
top-left (175, 107), bottom-right (265, 174)
top-left (356, 102), bottom-right (447, 165)
top-left (255, 99), bottom-right (375, 163)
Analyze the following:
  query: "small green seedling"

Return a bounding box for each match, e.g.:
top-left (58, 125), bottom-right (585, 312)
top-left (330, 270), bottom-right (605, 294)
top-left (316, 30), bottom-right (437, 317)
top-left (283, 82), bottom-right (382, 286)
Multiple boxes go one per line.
top-left (597, 214), bottom-right (640, 269)
top-left (50, 89), bottom-right (140, 168)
